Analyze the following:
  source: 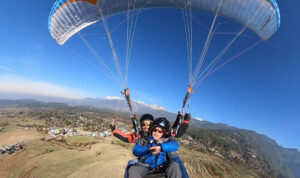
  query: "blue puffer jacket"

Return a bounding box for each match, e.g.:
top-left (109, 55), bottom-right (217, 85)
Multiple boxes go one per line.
top-left (132, 136), bottom-right (179, 168)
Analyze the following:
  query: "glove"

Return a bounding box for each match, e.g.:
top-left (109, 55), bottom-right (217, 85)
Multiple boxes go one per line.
top-left (131, 114), bottom-right (136, 119)
top-left (178, 111), bottom-right (183, 116)
top-left (109, 124), bottom-right (116, 131)
top-left (184, 113), bottom-right (191, 121)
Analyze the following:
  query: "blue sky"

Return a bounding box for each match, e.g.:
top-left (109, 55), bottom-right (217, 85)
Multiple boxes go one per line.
top-left (0, 0), bottom-right (300, 150)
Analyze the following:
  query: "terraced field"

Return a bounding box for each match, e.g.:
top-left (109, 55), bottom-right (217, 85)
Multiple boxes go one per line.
top-left (0, 126), bottom-right (258, 178)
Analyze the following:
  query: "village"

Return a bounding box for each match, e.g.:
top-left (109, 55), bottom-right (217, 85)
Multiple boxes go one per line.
top-left (0, 106), bottom-right (211, 157)
top-left (0, 123), bottom-right (123, 155)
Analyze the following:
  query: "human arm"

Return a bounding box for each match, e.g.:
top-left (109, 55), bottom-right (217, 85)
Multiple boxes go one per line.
top-left (171, 112), bottom-right (191, 138)
top-left (112, 130), bottom-right (136, 143)
top-left (171, 112), bottom-right (183, 130)
top-left (131, 114), bottom-right (140, 137)
top-left (160, 139), bottom-right (179, 152)
top-left (132, 143), bottom-right (149, 157)
top-left (175, 113), bottom-right (191, 138)
top-left (171, 112), bottom-right (184, 137)
top-left (110, 118), bottom-right (116, 131)
top-left (148, 145), bottom-right (161, 154)
top-left (110, 117), bottom-right (137, 143)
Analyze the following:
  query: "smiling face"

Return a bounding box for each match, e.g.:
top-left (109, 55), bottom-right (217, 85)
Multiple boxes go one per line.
top-left (141, 120), bottom-right (152, 133)
top-left (152, 126), bottom-right (164, 140)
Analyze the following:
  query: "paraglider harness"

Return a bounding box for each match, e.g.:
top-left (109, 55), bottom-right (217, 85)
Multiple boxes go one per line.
top-left (149, 153), bottom-right (173, 175)
top-left (122, 86), bottom-right (191, 178)
top-left (137, 85), bottom-right (192, 176)
top-left (136, 137), bottom-right (174, 175)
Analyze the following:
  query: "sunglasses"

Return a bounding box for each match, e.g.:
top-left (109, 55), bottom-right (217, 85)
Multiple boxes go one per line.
top-left (141, 120), bottom-right (152, 126)
top-left (152, 128), bottom-right (163, 134)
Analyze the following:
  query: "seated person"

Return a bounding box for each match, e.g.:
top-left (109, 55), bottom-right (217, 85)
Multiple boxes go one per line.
top-left (128, 117), bottom-right (181, 178)
top-left (111, 114), bottom-right (154, 143)
top-left (123, 113), bottom-right (190, 178)
top-left (111, 112), bottom-right (191, 143)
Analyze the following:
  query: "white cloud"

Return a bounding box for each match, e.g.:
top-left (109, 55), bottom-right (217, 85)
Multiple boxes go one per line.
top-left (194, 117), bottom-right (204, 121)
top-left (105, 96), bottom-right (122, 100)
top-left (104, 96), bottom-right (167, 111)
top-left (135, 100), bottom-right (167, 111)
top-left (0, 74), bottom-right (90, 99)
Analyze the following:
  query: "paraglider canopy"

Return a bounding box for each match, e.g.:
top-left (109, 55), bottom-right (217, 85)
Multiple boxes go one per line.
top-left (48, 0), bottom-right (280, 122)
top-left (49, 0), bottom-right (280, 45)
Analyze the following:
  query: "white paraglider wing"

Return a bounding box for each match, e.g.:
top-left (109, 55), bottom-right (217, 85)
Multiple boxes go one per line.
top-left (49, 0), bottom-right (280, 45)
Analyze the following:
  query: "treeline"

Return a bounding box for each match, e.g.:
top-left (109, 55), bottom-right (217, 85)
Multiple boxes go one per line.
top-left (185, 127), bottom-right (293, 178)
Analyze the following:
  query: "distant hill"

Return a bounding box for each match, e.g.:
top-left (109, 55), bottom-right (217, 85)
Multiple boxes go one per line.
top-left (185, 127), bottom-right (296, 177)
top-left (281, 148), bottom-right (300, 178)
top-left (0, 99), bottom-right (66, 108)
top-left (0, 99), bottom-right (299, 177)
top-left (0, 98), bottom-right (252, 131)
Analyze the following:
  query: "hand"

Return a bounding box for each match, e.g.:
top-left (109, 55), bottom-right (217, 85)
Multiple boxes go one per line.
top-left (149, 146), bottom-right (161, 154)
top-left (131, 114), bottom-right (136, 119)
top-left (110, 119), bottom-right (116, 131)
top-left (109, 124), bottom-right (115, 131)
top-left (177, 111), bottom-right (183, 116)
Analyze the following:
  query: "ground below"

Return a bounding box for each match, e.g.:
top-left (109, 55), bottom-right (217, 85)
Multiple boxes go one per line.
top-left (0, 128), bottom-right (258, 178)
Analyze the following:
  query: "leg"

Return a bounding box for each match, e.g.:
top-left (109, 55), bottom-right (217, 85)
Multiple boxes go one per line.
top-left (124, 159), bottom-right (138, 178)
top-left (128, 165), bottom-right (149, 178)
top-left (166, 162), bottom-right (181, 178)
top-left (170, 154), bottom-right (189, 178)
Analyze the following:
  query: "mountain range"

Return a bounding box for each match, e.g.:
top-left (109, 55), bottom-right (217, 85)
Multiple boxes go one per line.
top-left (0, 96), bottom-right (300, 177)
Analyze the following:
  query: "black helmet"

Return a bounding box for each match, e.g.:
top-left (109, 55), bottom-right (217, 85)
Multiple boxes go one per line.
top-left (140, 114), bottom-right (154, 123)
top-left (150, 117), bottom-right (170, 136)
